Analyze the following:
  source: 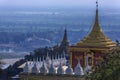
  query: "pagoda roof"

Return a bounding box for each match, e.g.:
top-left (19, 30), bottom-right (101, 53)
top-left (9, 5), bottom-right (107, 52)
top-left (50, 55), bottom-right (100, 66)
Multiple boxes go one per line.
top-left (60, 28), bottom-right (69, 47)
top-left (77, 1), bottom-right (116, 48)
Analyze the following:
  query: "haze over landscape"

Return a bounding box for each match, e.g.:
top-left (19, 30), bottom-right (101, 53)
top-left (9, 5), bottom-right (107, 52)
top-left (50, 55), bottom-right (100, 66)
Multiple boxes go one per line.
top-left (0, 1), bottom-right (120, 80)
top-left (0, 0), bottom-right (120, 58)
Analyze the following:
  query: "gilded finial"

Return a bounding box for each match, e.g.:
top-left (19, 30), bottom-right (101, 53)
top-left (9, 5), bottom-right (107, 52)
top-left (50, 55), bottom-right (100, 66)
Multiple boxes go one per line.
top-left (96, 0), bottom-right (98, 9)
top-left (95, 0), bottom-right (99, 22)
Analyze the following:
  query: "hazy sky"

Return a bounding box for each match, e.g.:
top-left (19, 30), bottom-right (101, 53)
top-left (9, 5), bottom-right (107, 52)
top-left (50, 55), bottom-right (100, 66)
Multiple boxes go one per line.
top-left (0, 0), bottom-right (120, 9)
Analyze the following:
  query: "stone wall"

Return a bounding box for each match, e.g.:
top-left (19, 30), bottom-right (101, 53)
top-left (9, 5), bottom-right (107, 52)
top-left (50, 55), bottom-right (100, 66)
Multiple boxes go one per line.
top-left (20, 74), bottom-right (85, 80)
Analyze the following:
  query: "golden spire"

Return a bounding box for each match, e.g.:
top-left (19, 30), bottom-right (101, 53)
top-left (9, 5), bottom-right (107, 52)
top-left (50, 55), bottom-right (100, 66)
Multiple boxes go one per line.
top-left (77, 0), bottom-right (116, 48)
top-left (96, 0), bottom-right (99, 21)
top-left (92, 0), bottom-right (102, 32)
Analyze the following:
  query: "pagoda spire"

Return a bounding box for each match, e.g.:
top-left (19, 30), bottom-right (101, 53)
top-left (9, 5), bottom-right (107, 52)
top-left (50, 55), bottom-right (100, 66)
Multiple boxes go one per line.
top-left (77, 0), bottom-right (116, 47)
top-left (92, 0), bottom-right (102, 33)
top-left (60, 28), bottom-right (70, 53)
top-left (96, 0), bottom-right (99, 22)
top-left (61, 28), bottom-right (69, 46)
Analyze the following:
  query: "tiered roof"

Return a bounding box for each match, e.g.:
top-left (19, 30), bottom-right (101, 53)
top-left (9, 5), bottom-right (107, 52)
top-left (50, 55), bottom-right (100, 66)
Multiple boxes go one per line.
top-left (77, 1), bottom-right (116, 48)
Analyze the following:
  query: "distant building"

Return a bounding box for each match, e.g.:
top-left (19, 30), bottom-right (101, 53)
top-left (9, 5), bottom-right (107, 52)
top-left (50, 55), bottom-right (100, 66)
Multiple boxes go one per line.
top-left (59, 29), bottom-right (70, 55)
top-left (53, 28), bottom-right (70, 59)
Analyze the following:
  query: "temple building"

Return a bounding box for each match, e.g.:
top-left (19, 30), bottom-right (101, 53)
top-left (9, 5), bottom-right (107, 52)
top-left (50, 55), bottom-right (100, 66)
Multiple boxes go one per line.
top-left (19, 1), bottom-right (117, 80)
top-left (53, 28), bottom-right (70, 57)
top-left (20, 52), bottom-right (85, 75)
top-left (70, 1), bottom-right (116, 68)
top-left (20, 53), bottom-right (85, 80)
top-left (59, 29), bottom-right (70, 55)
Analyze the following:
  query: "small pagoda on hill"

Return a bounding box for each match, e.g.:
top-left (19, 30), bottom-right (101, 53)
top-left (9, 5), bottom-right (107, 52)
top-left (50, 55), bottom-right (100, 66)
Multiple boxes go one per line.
top-left (70, 1), bottom-right (116, 68)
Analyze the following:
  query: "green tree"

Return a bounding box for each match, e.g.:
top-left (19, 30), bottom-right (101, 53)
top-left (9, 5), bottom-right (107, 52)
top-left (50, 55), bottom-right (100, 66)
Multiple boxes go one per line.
top-left (89, 47), bottom-right (120, 80)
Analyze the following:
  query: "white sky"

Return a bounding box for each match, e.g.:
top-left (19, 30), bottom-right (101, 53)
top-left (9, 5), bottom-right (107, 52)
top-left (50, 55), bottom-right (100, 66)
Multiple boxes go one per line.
top-left (0, 0), bottom-right (119, 9)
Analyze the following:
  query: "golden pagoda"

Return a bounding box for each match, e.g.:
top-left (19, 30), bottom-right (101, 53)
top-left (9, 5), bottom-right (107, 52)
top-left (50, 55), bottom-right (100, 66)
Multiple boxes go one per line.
top-left (70, 1), bottom-right (116, 68)
top-left (77, 2), bottom-right (116, 48)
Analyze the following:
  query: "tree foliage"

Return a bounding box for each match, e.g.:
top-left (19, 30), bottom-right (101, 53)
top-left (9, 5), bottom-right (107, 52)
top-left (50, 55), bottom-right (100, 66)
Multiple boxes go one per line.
top-left (89, 47), bottom-right (120, 80)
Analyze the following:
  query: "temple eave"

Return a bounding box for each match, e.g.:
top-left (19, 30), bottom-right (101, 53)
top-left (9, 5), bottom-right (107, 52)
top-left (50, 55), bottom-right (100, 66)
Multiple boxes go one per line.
top-left (70, 46), bottom-right (112, 53)
top-left (80, 39), bottom-right (114, 43)
top-left (78, 40), bottom-right (116, 44)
